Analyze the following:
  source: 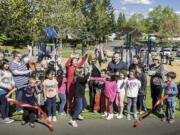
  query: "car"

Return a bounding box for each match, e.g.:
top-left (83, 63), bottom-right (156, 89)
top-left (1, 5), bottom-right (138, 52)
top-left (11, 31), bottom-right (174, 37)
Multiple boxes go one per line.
top-left (160, 47), bottom-right (171, 56)
top-left (176, 49), bottom-right (180, 57)
top-left (172, 46), bottom-right (178, 51)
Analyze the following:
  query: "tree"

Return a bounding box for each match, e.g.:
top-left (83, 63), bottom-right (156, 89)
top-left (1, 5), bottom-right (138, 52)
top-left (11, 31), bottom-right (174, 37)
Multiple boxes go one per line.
top-left (159, 14), bottom-right (180, 38)
top-left (126, 13), bottom-right (147, 33)
top-left (83, 0), bottom-right (115, 42)
top-left (117, 12), bottom-right (127, 30)
top-left (147, 6), bottom-right (176, 33)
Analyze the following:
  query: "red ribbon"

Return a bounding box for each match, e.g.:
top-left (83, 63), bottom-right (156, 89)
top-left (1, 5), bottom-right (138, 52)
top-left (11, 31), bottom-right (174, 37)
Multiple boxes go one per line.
top-left (135, 81), bottom-right (171, 127)
top-left (7, 98), bottom-right (54, 131)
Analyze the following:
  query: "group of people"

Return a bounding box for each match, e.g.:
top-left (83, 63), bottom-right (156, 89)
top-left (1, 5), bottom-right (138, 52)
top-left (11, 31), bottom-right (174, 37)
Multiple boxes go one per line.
top-left (0, 45), bottom-right (180, 128)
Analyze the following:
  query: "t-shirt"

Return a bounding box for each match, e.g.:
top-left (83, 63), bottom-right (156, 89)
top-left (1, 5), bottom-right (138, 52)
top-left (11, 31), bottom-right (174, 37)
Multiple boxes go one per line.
top-left (127, 78), bottom-right (141, 98)
top-left (9, 60), bottom-right (29, 88)
top-left (22, 86), bottom-right (37, 105)
top-left (0, 70), bottom-right (15, 95)
top-left (117, 79), bottom-right (127, 93)
top-left (43, 78), bottom-right (58, 98)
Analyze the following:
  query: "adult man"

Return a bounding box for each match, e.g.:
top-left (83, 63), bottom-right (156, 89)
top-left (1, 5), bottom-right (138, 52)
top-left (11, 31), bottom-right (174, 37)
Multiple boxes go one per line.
top-left (107, 52), bottom-right (128, 73)
top-left (9, 46), bottom-right (33, 112)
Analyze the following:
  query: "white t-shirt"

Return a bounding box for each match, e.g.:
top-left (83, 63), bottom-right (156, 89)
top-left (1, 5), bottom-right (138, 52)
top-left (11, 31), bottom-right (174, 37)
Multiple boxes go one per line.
top-left (117, 79), bottom-right (127, 93)
top-left (127, 78), bottom-right (141, 98)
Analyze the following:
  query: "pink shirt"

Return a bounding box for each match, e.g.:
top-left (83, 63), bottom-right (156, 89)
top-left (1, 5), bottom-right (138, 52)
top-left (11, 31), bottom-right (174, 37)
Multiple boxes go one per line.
top-left (43, 78), bottom-right (58, 98)
top-left (58, 78), bottom-right (67, 94)
top-left (90, 77), bottom-right (117, 102)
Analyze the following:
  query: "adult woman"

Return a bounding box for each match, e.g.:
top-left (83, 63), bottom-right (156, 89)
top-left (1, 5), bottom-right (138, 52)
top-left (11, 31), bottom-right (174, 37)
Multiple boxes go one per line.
top-left (149, 56), bottom-right (165, 113)
top-left (0, 59), bottom-right (15, 123)
top-left (65, 52), bottom-right (89, 113)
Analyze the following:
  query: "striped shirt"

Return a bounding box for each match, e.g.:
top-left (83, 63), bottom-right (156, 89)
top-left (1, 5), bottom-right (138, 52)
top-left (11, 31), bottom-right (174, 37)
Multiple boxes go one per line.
top-left (9, 60), bottom-right (29, 88)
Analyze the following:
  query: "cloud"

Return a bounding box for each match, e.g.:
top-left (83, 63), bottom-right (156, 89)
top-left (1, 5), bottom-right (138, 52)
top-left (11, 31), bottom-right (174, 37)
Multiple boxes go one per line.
top-left (148, 8), bottom-right (153, 12)
top-left (121, 7), bottom-right (127, 11)
top-left (121, 0), bottom-right (152, 5)
top-left (175, 11), bottom-right (180, 15)
top-left (114, 9), bottom-right (120, 20)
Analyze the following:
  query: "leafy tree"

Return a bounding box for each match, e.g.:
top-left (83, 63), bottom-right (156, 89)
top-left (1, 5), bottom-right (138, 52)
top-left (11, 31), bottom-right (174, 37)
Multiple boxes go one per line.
top-left (117, 12), bottom-right (127, 30)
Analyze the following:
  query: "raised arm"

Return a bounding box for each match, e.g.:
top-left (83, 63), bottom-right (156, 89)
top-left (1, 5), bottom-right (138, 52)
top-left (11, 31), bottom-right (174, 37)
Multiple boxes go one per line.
top-left (65, 57), bottom-right (72, 67)
top-left (90, 77), bottom-right (106, 83)
top-left (77, 53), bottom-right (88, 67)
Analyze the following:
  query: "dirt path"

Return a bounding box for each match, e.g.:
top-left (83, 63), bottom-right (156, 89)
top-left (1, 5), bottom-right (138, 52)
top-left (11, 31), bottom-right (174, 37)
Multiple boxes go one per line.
top-left (164, 61), bottom-right (180, 82)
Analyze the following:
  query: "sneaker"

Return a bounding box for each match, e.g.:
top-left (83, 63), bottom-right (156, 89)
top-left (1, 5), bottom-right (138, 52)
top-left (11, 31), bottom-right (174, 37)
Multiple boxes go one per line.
top-left (52, 116), bottom-right (57, 122)
top-left (69, 120), bottom-right (78, 127)
top-left (48, 116), bottom-right (52, 122)
top-left (21, 121), bottom-right (27, 125)
top-left (29, 123), bottom-right (35, 128)
top-left (161, 117), bottom-right (167, 122)
top-left (117, 114), bottom-right (123, 119)
top-left (169, 119), bottom-right (175, 124)
top-left (134, 113), bottom-right (138, 120)
top-left (59, 111), bottom-right (66, 116)
top-left (106, 113), bottom-right (113, 120)
top-left (101, 112), bottom-right (108, 117)
top-left (127, 115), bottom-right (131, 120)
top-left (3, 118), bottom-right (14, 124)
top-left (78, 115), bottom-right (84, 120)
top-left (16, 110), bottom-right (24, 113)
top-left (114, 113), bottom-right (119, 117)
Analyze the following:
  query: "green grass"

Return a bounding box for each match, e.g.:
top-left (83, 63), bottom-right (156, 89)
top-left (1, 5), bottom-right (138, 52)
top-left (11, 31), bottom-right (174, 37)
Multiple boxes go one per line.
top-left (11, 86), bottom-right (180, 121)
top-left (175, 57), bottom-right (180, 60)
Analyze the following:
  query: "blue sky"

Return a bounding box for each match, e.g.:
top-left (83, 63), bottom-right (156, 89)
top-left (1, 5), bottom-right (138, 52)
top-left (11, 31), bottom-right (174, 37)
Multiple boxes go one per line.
top-left (112, 0), bottom-right (180, 20)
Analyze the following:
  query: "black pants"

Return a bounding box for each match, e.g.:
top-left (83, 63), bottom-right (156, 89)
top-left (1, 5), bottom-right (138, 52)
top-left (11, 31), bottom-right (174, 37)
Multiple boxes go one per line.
top-left (163, 100), bottom-right (174, 120)
top-left (0, 94), bottom-right (9, 119)
top-left (23, 108), bottom-right (36, 123)
top-left (137, 95), bottom-right (147, 112)
top-left (88, 81), bottom-right (96, 111)
top-left (151, 85), bottom-right (162, 112)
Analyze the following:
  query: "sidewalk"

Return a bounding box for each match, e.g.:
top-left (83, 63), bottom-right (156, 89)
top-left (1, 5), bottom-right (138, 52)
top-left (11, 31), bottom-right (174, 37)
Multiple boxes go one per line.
top-left (0, 118), bottom-right (180, 135)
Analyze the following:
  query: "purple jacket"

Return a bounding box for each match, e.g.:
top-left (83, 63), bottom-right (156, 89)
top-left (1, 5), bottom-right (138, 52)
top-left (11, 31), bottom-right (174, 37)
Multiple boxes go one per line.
top-left (90, 77), bottom-right (117, 102)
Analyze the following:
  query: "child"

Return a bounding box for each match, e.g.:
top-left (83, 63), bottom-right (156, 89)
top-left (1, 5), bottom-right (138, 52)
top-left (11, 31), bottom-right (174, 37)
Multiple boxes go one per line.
top-left (90, 70), bottom-right (117, 120)
top-left (0, 59), bottom-right (15, 123)
top-left (58, 71), bottom-right (67, 115)
top-left (43, 69), bottom-right (58, 122)
top-left (69, 67), bottom-right (90, 127)
top-left (34, 73), bottom-right (45, 112)
top-left (21, 78), bottom-right (37, 128)
top-left (126, 70), bottom-right (141, 121)
top-left (136, 66), bottom-right (147, 114)
top-left (162, 72), bottom-right (178, 123)
top-left (116, 70), bottom-right (127, 119)
top-left (178, 83), bottom-right (180, 110)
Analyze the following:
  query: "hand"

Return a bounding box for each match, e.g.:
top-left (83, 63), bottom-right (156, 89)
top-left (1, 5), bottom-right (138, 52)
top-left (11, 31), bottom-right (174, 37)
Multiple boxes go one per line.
top-left (70, 54), bottom-right (74, 58)
top-left (85, 49), bottom-right (90, 55)
top-left (5, 94), bottom-right (9, 99)
top-left (27, 45), bottom-right (32, 50)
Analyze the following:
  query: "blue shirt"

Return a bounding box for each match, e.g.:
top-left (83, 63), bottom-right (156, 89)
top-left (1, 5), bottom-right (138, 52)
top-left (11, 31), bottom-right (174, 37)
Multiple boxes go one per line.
top-left (163, 81), bottom-right (178, 102)
top-left (22, 86), bottom-right (37, 105)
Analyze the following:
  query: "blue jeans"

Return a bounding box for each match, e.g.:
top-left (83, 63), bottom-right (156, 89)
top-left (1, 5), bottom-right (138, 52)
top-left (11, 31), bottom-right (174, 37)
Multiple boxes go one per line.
top-left (0, 94), bottom-right (9, 119)
top-left (16, 86), bottom-right (26, 111)
top-left (47, 96), bottom-right (56, 116)
top-left (72, 97), bottom-right (83, 120)
top-left (58, 93), bottom-right (66, 113)
top-left (82, 96), bottom-right (88, 109)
